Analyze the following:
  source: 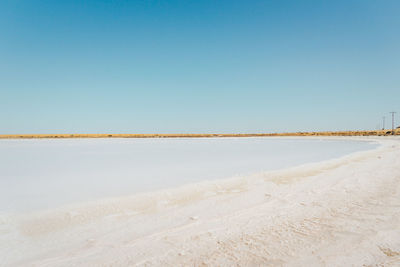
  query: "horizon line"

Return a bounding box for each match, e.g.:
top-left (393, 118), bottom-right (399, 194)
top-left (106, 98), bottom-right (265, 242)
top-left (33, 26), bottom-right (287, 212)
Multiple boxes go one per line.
top-left (0, 130), bottom-right (398, 139)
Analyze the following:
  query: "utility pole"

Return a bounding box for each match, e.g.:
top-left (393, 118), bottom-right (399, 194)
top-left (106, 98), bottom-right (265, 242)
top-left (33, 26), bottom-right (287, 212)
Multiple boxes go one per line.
top-left (382, 116), bottom-right (385, 130)
top-left (389, 111), bottom-right (396, 135)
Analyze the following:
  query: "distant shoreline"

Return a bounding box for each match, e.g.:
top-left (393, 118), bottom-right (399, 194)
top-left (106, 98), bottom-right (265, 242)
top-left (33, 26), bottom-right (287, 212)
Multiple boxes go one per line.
top-left (0, 130), bottom-right (399, 139)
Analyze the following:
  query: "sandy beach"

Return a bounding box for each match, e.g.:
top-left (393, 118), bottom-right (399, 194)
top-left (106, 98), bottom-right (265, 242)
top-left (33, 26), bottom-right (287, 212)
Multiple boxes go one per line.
top-left (1, 136), bottom-right (400, 266)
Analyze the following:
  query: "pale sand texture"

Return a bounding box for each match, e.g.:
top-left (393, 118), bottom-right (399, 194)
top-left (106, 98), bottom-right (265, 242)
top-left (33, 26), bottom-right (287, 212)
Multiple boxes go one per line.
top-left (1, 137), bottom-right (400, 266)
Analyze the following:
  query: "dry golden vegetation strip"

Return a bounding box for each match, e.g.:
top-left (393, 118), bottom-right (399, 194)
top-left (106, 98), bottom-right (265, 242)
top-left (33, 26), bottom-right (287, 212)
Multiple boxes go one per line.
top-left (0, 130), bottom-right (399, 139)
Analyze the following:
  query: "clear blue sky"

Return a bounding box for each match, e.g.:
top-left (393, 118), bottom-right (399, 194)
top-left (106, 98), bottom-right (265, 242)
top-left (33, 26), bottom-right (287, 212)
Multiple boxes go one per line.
top-left (1, 0), bottom-right (399, 134)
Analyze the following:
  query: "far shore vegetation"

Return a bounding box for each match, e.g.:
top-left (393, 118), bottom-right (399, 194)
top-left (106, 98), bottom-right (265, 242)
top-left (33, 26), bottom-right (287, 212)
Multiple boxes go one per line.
top-left (1, 129), bottom-right (399, 139)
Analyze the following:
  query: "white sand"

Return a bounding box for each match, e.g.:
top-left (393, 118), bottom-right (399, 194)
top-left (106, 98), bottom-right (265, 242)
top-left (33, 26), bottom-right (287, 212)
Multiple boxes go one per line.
top-left (1, 136), bottom-right (400, 266)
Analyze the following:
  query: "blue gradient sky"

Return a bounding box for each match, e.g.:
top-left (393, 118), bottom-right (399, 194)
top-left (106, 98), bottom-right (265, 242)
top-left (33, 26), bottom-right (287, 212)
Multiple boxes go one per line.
top-left (1, 0), bottom-right (399, 134)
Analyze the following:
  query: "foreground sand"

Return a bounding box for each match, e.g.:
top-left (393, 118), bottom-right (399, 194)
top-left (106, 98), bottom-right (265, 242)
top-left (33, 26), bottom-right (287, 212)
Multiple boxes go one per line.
top-left (1, 137), bottom-right (400, 266)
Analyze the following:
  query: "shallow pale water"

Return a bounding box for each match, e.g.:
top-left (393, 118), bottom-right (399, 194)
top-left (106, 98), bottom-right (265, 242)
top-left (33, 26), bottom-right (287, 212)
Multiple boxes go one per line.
top-left (0, 137), bottom-right (377, 213)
